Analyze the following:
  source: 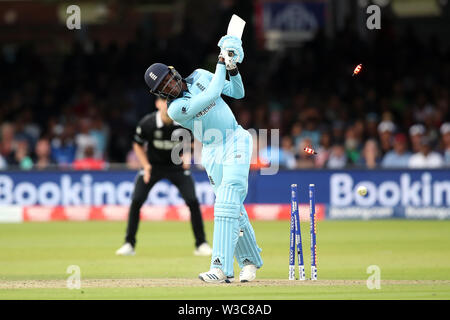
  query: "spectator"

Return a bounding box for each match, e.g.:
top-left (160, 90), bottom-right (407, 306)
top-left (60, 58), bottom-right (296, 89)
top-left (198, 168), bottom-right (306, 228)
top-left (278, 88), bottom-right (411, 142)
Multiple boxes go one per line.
top-left (331, 121), bottom-right (345, 144)
top-left (377, 120), bottom-right (396, 156)
top-left (89, 115), bottom-right (109, 159)
top-left (326, 144), bottom-right (347, 169)
top-left (315, 131), bottom-right (331, 168)
top-left (34, 138), bottom-right (53, 170)
top-left (291, 122), bottom-right (303, 148)
top-left (345, 126), bottom-right (361, 165)
top-left (0, 123), bottom-right (16, 164)
top-left (381, 133), bottom-right (412, 168)
top-left (365, 113), bottom-right (379, 139)
top-left (408, 136), bottom-right (444, 168)
top-left (0, 154), bottom-right (7, 170)
top-left (441, 123), bottom-right (450, 166)
top-left (423, 108), bottom-right (440, 144)
top-left (14, 116), bottom-right (34, 150)
top-left (12, 139), bottom-right (33, 170)
top-left (21, 110), bottom-right (41, 145)
top-left (298, 108), bottom-right (321, 146)
top-left (324, 95), bottom-right (340, 123)
top-left (14, 110), bottom-right (40, 150)
top-left (75, 118), bottom-right (97, 160)
top-left (279, 136), bottom-right (296, 169)
top-left (51, 124), bottom-right (76, 167)
top-left (73, 145), bottom-right (106, 170)
top-left (353, 119), bottom-right (365, 142)
top-left (409, 124), bottom-right (426, 153)
top-left (357, 139), bottom-right (381, 169)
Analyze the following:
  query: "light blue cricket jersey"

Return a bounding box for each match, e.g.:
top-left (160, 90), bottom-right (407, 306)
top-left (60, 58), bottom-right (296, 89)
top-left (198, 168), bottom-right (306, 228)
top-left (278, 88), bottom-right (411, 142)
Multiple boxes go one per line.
top-left (167, 63), bottom-right (244, 146)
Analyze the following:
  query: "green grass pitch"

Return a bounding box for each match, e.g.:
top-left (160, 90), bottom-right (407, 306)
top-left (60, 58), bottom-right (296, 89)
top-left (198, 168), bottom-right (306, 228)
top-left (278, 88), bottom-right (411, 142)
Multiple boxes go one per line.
top-left (0, 220), bottom-right (449, 299)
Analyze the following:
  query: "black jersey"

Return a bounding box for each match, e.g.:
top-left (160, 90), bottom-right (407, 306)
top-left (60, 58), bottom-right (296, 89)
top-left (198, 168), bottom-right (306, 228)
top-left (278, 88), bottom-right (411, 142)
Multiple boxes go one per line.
top-left (133, 111), bottom-right (190, 168)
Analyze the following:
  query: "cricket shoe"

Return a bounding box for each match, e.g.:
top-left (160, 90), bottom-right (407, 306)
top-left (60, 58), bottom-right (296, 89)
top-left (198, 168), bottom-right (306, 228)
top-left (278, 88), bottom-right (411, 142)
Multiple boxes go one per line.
top-left (194, 242), bottom-right (213, 256)
top-left (198, 268), bottom-right (234, 283)
top-left (115, 243), bottom-right (135, 256)
top-left (239, 264), bottom-right (257, 283)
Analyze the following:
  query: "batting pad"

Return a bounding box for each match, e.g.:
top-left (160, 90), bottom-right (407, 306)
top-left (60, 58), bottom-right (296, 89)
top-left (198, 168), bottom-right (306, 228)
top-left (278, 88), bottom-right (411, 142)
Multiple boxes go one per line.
top-left (235, 207), bottom-right (263, 269)
top-left (214, 184), bottom-right (242, 219)
top-left (210, 216), bottom-right (240, 277)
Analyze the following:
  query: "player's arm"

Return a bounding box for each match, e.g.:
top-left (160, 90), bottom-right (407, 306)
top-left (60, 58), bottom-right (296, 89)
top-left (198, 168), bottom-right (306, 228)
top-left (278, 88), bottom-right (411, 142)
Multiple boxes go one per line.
top-left (133, 142), bottom-right (152, 183)
top-left (201, 67), bottom-right (244, 99)
top-left (181, 151), bottom-right (191, 170)
top-left (168, 61), bottom-right (226, 122)
top-left (180, 130), bottom-right (194, 170)
top-left (133, 120), bottom-right (152, 183)
top-left (221, 68), bottom-right (244, 99)
top-left (218, 35), bottom-right (245, 99)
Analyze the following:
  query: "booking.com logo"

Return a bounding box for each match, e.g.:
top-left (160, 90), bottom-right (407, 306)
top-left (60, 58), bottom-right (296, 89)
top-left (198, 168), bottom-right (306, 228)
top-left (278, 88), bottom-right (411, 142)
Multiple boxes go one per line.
top-left (330, 173), bottom-right (450, 207)
top-left (0, 175), bottom-right (215, 206)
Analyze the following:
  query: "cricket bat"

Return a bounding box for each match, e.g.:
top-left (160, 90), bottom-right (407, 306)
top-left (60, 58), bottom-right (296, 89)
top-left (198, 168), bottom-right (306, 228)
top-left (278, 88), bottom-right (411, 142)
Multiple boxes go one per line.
top-left (227, 14), bottom-right (246, 39)
top-left (223, 14), bottom-right (246, 63)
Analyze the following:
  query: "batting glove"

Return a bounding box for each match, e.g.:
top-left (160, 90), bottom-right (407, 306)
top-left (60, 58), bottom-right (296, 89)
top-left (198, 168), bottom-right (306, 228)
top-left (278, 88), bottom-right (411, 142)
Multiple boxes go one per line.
top-left (219, 48), bottom-right (237, 70)
top-left (217, 35), bottom-right (244, 64)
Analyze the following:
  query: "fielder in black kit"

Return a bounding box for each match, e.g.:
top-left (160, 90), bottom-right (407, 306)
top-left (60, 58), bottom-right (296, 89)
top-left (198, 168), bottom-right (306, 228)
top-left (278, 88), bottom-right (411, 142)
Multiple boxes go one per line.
top-left (116, 98), bottom-right (212, 256)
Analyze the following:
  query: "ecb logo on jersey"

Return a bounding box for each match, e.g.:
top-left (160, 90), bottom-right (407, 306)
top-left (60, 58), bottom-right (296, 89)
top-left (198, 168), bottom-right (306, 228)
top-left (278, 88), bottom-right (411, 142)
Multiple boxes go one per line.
top-left (149, 72), bottom-right (158, 80)
top-left (196, 82), bottom-right (206, 91)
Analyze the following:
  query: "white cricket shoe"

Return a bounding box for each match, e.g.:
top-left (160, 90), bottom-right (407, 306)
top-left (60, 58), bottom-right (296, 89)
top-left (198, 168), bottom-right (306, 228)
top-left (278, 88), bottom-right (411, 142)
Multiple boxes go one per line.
top-left (194, 242), bottom-right (213, 256)
top-left (115, 243), bottom-right (135, 256)
top-left (239, 264), bottom-right (257, 282)
top-left (198, 268), bottom-right (234, 283)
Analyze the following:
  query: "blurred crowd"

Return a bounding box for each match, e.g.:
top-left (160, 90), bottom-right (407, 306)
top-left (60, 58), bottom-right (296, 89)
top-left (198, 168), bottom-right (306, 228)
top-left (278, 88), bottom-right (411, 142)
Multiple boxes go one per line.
top-left (254, 120), bottom-right (450, 170)
top-left (0, 7), bottom-right (449, 171)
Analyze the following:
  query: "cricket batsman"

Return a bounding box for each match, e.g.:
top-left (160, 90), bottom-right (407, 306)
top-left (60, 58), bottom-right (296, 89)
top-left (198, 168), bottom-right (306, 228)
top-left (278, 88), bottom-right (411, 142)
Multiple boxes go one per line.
top-left (143, 35), bottom-right (263, 283)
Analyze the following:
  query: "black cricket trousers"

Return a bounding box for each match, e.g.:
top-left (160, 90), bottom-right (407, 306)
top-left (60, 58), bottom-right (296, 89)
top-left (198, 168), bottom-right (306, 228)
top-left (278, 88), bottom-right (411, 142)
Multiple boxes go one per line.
top-left (125, 167), bottom-right (206, 248)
